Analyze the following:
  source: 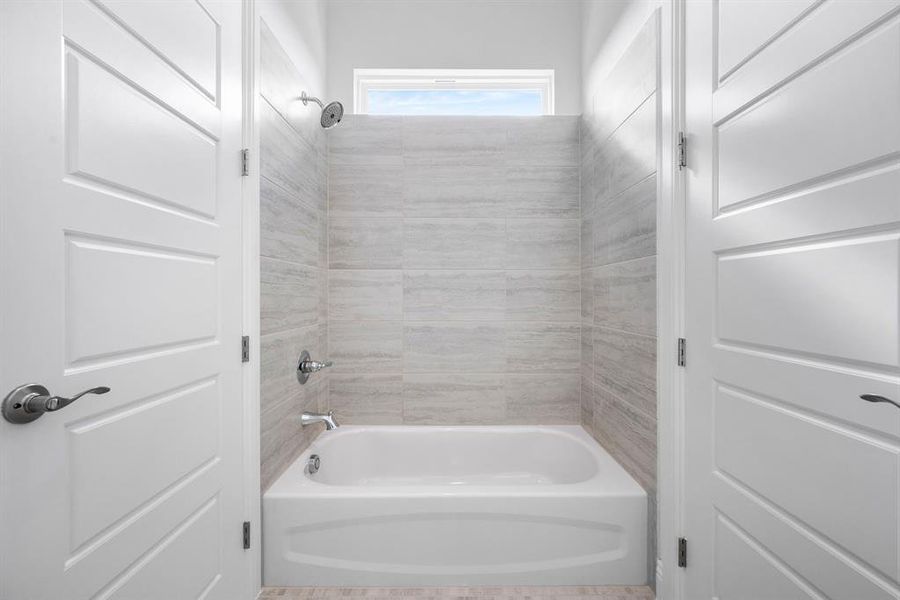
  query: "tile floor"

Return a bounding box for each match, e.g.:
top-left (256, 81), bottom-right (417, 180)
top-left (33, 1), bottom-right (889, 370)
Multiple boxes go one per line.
top-left (259, 586), bottom-right (654, 599)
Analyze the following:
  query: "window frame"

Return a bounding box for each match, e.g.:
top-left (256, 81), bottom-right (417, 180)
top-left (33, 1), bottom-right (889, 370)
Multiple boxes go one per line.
top-left (353, 68), bottom-right (556, 115)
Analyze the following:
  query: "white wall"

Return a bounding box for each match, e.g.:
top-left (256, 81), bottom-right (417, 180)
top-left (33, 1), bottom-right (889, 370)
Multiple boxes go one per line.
top-left (259, 0), bottom-right (328, 96)
top-left (326, 0), bottom-right (583, 115)
top-left (581, 0), bottom-right (662, 118)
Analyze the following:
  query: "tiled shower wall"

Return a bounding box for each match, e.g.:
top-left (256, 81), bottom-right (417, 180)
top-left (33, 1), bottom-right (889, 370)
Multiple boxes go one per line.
top-left (580, 13), bottom-right (659, 584)
top-left (326, 116), bottom-right (582, 425)
top-left (259, 21), bottom-right (329, 491)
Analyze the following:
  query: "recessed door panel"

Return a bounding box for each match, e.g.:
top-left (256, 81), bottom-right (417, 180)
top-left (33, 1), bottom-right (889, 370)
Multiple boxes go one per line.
top-left (716, 234), bottom-right (900, 367)
top-left (93, 0), bottom-right (219, 100)
top-left (716, 19), bottom-right (900, 209)
top-left (66, 236), bottom-right (218, 365)
top-left (66, 379), bottom-right (219, 550)
top-left (715, 386), bottom-right (900, 578)
top-left (716, 0), bottom-right (818, 80)
top-left (714, 514), bottom-right (818, 600)
top-left (65, 49), bottom-right (218, 218)
top-left (105, 497), bottom-right (222, 600)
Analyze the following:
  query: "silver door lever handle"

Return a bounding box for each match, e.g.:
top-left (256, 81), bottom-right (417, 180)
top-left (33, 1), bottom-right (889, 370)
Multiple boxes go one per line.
top-left (2, 384), bottom-right (110, 424)
top-left (29, 386), bottom-right (110, 413)
top-left (860, 394), bottom-right (900, 410)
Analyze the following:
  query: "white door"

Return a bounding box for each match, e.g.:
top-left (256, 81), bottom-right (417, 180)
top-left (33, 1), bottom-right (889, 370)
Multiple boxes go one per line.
top-left (0, 1), bottom-right (249, 599)
top-left (685, 0), bottom-right (900, 598)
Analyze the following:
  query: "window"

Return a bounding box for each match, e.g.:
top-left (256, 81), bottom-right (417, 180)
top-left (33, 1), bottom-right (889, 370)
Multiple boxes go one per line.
top-left (354, 69), bottom-right (555, 116)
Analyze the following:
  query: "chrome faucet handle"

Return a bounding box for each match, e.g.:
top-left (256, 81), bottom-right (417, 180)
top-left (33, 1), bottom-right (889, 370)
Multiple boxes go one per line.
top-left (2, 384), bottom-right (111, 424)
top-left (297, 350), bottom-right (333, 384)
top-left (302, 359), bottom-right (333, 372)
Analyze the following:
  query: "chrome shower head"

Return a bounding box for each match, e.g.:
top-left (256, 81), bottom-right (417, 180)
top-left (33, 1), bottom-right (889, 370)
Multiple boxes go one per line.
top-left (300, 91), bottom-right (344, 129)
top-left (320, 100), bottom-right (344, 129)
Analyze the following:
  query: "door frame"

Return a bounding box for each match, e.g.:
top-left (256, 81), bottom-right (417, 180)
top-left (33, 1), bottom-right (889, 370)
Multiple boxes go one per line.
top-left (233, 0), bottom-right (690, 596)
top-left (241, 0), bottom-right (263, 595)
top-left (656, 0), bottom-right (687, 598)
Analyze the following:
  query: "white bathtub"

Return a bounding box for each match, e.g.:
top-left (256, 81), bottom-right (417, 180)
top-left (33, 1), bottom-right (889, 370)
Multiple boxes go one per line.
top-left (262, 426), bottom-right (647, 587)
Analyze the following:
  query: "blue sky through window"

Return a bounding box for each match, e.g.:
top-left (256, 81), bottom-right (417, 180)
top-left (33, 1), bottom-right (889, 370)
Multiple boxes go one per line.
top-left (367, 89), bottom-right (544, 116)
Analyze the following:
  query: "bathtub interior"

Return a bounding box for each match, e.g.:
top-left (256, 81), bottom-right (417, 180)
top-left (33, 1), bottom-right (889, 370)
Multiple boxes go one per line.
top-left (298, 426), bottom-right (601, 487)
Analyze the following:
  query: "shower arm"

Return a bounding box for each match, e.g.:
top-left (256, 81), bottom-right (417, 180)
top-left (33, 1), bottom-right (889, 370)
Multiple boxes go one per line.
top-left (300, 92), bottom-right (324, 109)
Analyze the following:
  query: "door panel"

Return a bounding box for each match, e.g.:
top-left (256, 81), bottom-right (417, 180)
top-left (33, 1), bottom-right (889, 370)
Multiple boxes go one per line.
top-left (67, 379), bottom-right (220, 549)
top-left (716, 234), bottom-right (899, 366)
top-left (717, 17), bottom-right (900, 209)
top-left (66, 48), bottom-right (219, 217)
top-left (714, 0), bottom-right (899, 120)
top-left (66, 236), bottom-right (218, 364)
top-left (0, 1), bottom-right (248, 598)
top-left (685, 1), bottom-right (900, 598)
top-left (104, 498), bottom-right (222, 600)
top-left (64, 0), bottom-right (220, 135)
top-left (715, 515), bottom-right (819, 600)
top-left (91, 0), bottom-right (220, 100)
top-left (717, 0), bottom-right (818, 80)
top-left (716, 385), bottom-right (899, 578)
top-left (714, 475), bottom-right (895, 600)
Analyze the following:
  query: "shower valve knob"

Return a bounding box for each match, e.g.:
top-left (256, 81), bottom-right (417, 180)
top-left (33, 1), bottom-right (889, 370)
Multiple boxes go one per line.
top-left (297, 350), bottom-right (333, 384)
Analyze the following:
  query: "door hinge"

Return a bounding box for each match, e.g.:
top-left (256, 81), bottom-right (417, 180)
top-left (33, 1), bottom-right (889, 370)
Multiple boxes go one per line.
top-left (241, 335), bottom-right (250, 363)
top-left (243, 521), bottom-right (251, 549)
top-left (677, 132), bottom-right (687, 170)
top-left (241, 148), bottom-right (250, 177)
top-left (678, 537), bottom-right (688, 568)
top-left (677, 337), bottom-right (686, 367)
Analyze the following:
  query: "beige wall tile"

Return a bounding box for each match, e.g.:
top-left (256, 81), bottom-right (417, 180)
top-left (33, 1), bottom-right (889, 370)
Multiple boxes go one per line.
top-left (506, 322), bottom-right (580, 373)
top-left (403, 165), bottom-right (507, 218)
top-left (329, 218), bottom-right (403, 269)
top-left (592, 256), bottom-right (656, 337)
top-left (402, 117), bottom-right (507, 166)
top-left (260, 258), bottom-right (320, 335)
top-left (328, 163), bottom-right (403, 218)
top-left (506, 270), bottom-right (580, 322)
top-left (328, 374), bottom-right (403, 424)
top-left (504, 116), bottom-right (580, 167)
top-left (405, 322), bottom-right (506, 373)
top-left (328, 115), bottom-right (403, 166)
top-left (595, 175), bottom-right (657, 267)
top-left (329, 321), bottom-right (403, 374)
top-left (260, 177), bottom-right (319, 266)
top-left (506, 219), bottom-right (580, 269)
top-left (594, 327), bottom-right (657, 419)
top-left (504, 166), bottom-right (580, 218)
top-left (322, 118), bottom-right (587, 430)
top-left (404, 219), bottom-right (506, 269)
top-left (593, 383), bottom-right (656, 495)
top-left (329, 270), bottom-right (403, 321)
top-left (260, 100), bottom-right (326, 212)
top-left (506, 373), bottom-right (580, 424)
top-left (405, 270), bottom-right (506, 321)
top-left (403, 373), bottom-right (506, 425)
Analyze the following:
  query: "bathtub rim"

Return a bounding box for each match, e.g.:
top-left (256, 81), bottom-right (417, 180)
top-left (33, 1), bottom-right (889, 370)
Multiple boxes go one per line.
top-left (264, 425), bottom-right (648, 500)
